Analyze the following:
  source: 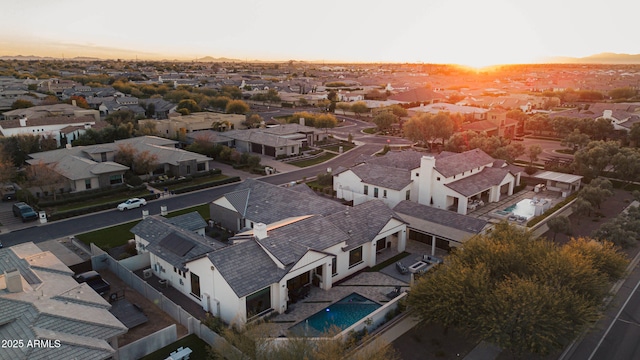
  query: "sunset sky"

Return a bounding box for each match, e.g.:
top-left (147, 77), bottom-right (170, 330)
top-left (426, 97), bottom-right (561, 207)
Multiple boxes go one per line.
top-left (2, 0), bottom-right (638, 67)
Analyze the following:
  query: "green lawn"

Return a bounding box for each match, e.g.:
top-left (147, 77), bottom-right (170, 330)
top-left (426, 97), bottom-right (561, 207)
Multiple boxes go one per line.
top-left (289, 152), bottom-right (337, 167)
top-left (138, 334), bottom-right (210, 360)
top-left (52, 190), bottom-right (150, 212)
top-left (163, 174), bottom-right (229, 192)
top-left (75, 221), bottom-right (140, 250)
top-left (76, 204), bottom-right (211, 250)
top-left (362, 127), bottom-right (377, 134)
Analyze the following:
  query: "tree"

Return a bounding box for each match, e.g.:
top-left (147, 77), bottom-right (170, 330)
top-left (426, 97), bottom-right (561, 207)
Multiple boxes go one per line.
top-left (11, 99), bottom-right (35, 109)
top-left (137, 121), bottom-right (158, 136)
top-left (611, 147), bottom-right (640, 186)
top-left (608, 87), bottom-right (636, 100)
top-left (177, 99), bottom-right (201, 114)
top-left (114, 143), bottom-right (136, 168)
top-left (133, 150), bottom-right (158, 177)
top-left (372, 112), bottom-right (397, 132)
top-left (27, 160), bottom-right (66, 200)
top-left (69, 95), bottom-right (90, 109)
top-left (547, 215), bottom-right (571, 241)
top-left (314, 114), bottom-right (338, 130)
top-left (403, 112), bottom-right (454, 151)
top-left (561, 129), bottom-right (590, 151)
top-left (226, 100), bottom-right (250, 114)
top-left (39, 135), bottom-right (58, 151)
top-left (579, 177), bottom-right (613, 210)
top-left (244, 114), bottom-right (263, 129)
top-left (408, 222), bottom-right (628, 357)
top-left (350, 102), bottom-right (369, 118)
top-left (336, 102), bottom-right (351, 115)
top-left (527, 144), bottom-right (542, 167)
top-left (0, 145), bottom-right (16, 185)
top-left (573, 140), bottom-right (620, 181)
top-left (630, 123), bottom-right (640, 147)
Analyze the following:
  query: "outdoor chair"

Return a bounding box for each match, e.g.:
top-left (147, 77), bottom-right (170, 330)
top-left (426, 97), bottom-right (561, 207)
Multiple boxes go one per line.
top-left (396, 261), bottom-right (408, 274)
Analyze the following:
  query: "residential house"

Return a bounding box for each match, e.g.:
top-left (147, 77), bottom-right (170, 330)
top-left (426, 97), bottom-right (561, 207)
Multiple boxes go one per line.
top-left (333, 149), bottom-right (522, 215)
top-left (2, 103), bottom-right (100, 121)
top-left (139, 98), bottom-right (177, 119)
top-left (407, 103), bottom-right (489, 120)
top-left (388, 87), bottom-right (447, 104)
top-left (139, 112), bottom-right (246, 139)
top-left (218, 123), bottom-right (327, 158)
top-left (0, 242), bottom-right (127, 360)
top-left (393, 200), bottom-right (489, 251)
top-left (0, 115), bottom-right (108, 147)
top-left (132, 179), bottom-right (407, 325)
top-left (460, 108), bottom-right (518, 138)
top-left (26, 136), bottom-right (213, 192)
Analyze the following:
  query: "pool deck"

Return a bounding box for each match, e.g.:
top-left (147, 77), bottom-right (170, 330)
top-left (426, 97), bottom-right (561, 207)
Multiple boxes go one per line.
top-left (466, 186), bottom-right (564, 225)
top-left (267, 239), bottom-right (445, 337)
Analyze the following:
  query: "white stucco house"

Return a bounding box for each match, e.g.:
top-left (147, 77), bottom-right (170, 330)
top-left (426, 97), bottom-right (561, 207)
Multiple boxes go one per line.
top-left (131, 180), bottom-right (407, 326)
top-left (333, 149), bottom-right (523, 215)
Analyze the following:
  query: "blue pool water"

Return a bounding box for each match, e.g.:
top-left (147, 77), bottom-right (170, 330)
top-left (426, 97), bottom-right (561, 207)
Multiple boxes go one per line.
top-left (288, 293), bottom-right (381, 337)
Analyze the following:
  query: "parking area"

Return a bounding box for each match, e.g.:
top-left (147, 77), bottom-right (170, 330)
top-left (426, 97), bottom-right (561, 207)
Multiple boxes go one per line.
top-left (0, 200), bottom-right (40, 234)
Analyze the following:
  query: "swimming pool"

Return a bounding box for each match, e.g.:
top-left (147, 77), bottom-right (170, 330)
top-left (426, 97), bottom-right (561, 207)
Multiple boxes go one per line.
top-left (288, 293), bottom-right (381, 337)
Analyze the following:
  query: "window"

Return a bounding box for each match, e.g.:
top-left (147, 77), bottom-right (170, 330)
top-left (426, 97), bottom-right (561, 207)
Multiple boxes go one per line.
top-left (415, 173), bottom-right (419, 177)
top-left (374, 188), bottom-right (379, 198)
top-left (437, 177), bottom-right (440, 181)
top-left (383, 189), bottom-right (387, 198)
top-left (332, 257), bottom-right (337, 276)
top-left (246, 287), bottom-right (271, 318)
top-left (406, 190), bottom-right (410, 200)
top-left (364, 185), bottom-right (369, 195)
top-left (190, 273), bottom-right (201, 299)
top-left (101, 153), bottom-right (107, 162)
top-left (186, 165), bottom-right (191, 175)
top-left (109, 175), bottom-right (123, 185)
top-left (85, 179), bottom-right (92, 189)
top-left (349, 246), bottom-right (363, 268)
top-left (197, 163), bottom-right (205, 171)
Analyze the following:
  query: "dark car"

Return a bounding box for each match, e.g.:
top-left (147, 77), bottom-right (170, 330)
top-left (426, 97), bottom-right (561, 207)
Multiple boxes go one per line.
top-left (12, 202), bottom-right (38, 222)
top-left (74, 271), bottom-right (111, 296)
top-left (1, 185), bottom-right (16, 201)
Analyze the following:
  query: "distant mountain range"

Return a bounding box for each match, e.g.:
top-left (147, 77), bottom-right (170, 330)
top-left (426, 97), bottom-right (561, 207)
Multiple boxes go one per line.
top-left (544, 52), bottom-right (640, 64)
top-left (2, 53), bottom-right (640, 64)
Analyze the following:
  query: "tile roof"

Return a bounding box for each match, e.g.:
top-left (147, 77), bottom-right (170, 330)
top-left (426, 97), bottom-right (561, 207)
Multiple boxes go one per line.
top-left (49, 156), bottom-right (128, 180)
top-left (349, 163), bottom-right (412, 190)
top-left (131, 215), bottom-right (224, 271)
top-left (220, 179), bottom-right (345, 224)
top-left (326, 200), bottom-right (406, 250)
top-left (0, 245), bottom-right (127, 360)
top-left (0, 115), bottom-right (96, 129)
top-left (207, 241), bottom-right (286, 298)
top-left (166, 211), bottom-right (208, 232)
top-left (393, 200), bottom-right (488, 233)
top-left (435, 148), bottom-right (495, 178)
top-left (258, 216), bottom-right (349, 265)
top-left (444, 167), bottom-right (511, 197)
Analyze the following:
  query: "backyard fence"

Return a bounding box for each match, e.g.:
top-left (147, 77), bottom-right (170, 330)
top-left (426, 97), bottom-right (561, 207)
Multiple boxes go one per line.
top-left (117, 325), bottom-right (177, 360)
top-left (88, 245), bottom-right (235, 357)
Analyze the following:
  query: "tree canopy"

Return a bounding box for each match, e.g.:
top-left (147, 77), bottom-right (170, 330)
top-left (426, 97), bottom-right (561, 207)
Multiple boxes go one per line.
top-left (404, 112), bottom-right (454, 151)
top-left (408, 222), bottom-right (628, 357)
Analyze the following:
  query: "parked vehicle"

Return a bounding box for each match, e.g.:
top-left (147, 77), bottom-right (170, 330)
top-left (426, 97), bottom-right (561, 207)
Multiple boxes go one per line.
top-left (12, 202), bottom-right (38, 222)
top-left (74, 271), bottom-right (111, 295)
top-left (1, 184), bottom-right (16, 201)
top-left (117, 198), bottom-right (147, 211)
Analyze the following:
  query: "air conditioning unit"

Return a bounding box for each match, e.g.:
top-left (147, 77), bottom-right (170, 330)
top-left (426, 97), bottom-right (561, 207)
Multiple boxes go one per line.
top-left (143, 268), bottom-right (152, 279)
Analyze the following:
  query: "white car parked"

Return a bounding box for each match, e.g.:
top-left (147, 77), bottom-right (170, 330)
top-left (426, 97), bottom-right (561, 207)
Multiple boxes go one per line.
top-left (117, 198), bottom-right (147, 211)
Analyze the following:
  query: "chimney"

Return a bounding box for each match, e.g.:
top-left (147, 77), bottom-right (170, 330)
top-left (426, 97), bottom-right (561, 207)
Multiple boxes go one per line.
top-left (299, 117), bottom-right (305, 126)
top-left (5, 269), bottom-right (24, 293)
top-left (254, 223), bottom-right (267, 240)
top-left (19, 118), bottom-right (27, 127)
